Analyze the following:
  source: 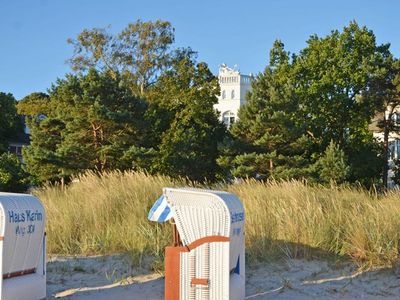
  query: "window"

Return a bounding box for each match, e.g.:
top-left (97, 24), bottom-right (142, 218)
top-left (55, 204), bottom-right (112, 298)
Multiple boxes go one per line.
top-left (8, 145), bottom-right (22, 157)
top-left (392, 113), bottom-right (400, 125)
top-left (396, 140), bottom-right (400, 160)
top-left (231, 90), bottom-right (235, 99)
top-left (389, 140), bottom-right (400, 160)
top-left (222, 90), bottom-right (226, 99)
top-left (222, 111), bottom-right (235, 128)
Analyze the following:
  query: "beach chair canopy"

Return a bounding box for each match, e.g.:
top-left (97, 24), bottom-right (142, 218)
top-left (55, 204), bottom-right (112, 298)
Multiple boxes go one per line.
top-left (0, 192), bottom-right (47, 300)
top-left (0, 193), bottom-right (45, 276)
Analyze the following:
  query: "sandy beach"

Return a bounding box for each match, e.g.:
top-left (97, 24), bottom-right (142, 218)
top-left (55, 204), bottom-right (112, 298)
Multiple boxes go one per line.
top-left (46, 254), bottom-right (400, 299)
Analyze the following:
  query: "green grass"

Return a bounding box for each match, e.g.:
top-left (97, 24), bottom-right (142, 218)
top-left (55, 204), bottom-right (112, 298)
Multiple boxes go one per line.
top-left (35, 171), bottom-right (400, 268)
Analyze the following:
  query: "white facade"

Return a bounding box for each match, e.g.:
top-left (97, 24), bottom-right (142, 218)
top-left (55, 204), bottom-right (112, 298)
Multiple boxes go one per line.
top-left (214, 64), bottom-right (252, 127)
top-left (372, 108), bottom-right (400, 188)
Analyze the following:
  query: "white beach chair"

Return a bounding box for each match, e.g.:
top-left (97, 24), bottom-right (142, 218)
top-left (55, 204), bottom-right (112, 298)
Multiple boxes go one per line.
top-left (0, 193), bottom-right (46, 300)
top-left (149, 188), bottom-right (245, 300)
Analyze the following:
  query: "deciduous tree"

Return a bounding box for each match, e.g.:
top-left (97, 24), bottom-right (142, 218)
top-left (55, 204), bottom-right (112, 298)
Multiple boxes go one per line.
top-left (68, 19), bottom-right (175, 96)
top-left (293, 22), bottom-right (388, 184)
top-left (0, 92), bottom-right (21, 153)
top-left (0, 153), bottom-right (29, 192)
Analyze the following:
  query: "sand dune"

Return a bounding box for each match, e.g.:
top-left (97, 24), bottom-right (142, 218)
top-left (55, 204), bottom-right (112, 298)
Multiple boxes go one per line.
top-left (46, 254), bottom-right (400, 299)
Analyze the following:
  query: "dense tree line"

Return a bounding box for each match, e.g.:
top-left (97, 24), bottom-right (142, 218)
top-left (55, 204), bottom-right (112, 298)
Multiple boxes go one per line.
top-left (16, 20), bottom-right (224, 184)
top-left (223, 22), bottom-right (396, 187)
top-left (1, 20), bottom-right (400, 190)
top-left (0, 93), bottom-right (29, 191)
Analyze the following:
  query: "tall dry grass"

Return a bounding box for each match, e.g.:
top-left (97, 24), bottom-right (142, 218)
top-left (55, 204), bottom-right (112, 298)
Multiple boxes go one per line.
top-left (228, 180), bottom-right (400, 266)
top-left (36, 171), bottom-right (189, 266)
top-left (35, 171), bottom-right (400, 268)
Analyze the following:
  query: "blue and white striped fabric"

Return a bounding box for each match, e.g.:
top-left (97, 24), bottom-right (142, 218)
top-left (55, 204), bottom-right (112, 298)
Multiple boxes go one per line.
top-left (148, 195), bottom-right (173, 222)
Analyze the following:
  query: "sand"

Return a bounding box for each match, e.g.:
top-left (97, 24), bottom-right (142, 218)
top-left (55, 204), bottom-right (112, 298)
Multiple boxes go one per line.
top-left (46, 254), bottom-right (400, 299)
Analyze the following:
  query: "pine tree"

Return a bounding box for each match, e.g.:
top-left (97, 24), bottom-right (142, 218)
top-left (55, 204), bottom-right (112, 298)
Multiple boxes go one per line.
top-left (313, 141), bottom-right (350, 184)
top-left (225, 22), bottom-right (391, 185)
top-left (21, 69), bottom-right (148, 183)
top-left (149, 54), bottom-right (225, 181)
top-left (225, 40), bottom-right (312, 180)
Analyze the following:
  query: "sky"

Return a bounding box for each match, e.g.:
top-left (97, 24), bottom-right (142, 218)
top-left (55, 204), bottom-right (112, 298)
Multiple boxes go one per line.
top-left (0, 0), bottom-right (398, 100)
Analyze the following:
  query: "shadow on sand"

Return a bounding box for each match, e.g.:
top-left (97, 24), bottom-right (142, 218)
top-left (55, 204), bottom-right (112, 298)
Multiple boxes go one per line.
top-left (47, 241), bottom-right (400, 300)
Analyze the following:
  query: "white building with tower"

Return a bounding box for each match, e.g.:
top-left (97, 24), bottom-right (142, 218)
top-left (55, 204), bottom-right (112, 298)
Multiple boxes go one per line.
top-left (370, 109), bottom-right (400, 188)
top-left (214, 64), bottom-right (253, 127)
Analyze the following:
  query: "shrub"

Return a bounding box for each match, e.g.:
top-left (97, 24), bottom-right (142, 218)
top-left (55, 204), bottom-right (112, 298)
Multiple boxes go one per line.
top-left (0, 153), bottom-right (30, 192)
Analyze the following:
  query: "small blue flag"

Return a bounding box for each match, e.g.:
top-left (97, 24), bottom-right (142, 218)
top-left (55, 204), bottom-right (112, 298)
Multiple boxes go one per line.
top-left (148, 195), bottom-right (173, 222)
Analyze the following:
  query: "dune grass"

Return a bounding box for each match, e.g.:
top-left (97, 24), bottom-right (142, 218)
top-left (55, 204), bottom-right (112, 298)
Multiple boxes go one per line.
top-left (36, 171), bottom-right (186, 266)
top-left (228, 180), bottom-right (400, 266)
top-left (35, 171), bottom-right (400, 268)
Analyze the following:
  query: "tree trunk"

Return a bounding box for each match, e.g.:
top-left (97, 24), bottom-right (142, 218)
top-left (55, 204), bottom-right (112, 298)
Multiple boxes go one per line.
top-left (99, 127), bottom-right (106, 171)
top-left (383, 107), bottom-right (394, 190)
top-left (140, 81), bottom-right (145, 96)
top-left (91, 123), bottom-right (103, 171)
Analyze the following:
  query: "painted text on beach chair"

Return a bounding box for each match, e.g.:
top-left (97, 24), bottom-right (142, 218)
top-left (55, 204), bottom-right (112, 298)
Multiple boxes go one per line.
top-left (0, 193), bottom-right (46, 300)
top-left (149, 188), bottom-right (245, 300)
